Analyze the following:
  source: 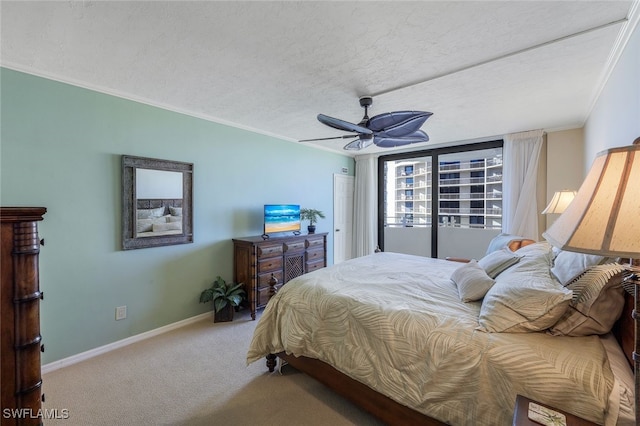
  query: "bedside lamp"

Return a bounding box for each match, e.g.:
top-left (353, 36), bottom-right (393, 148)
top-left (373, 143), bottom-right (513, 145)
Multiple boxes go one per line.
top-left (541, 190), bottom-right (576, 214)
top-left (542, 138), bottom-right (640, 422)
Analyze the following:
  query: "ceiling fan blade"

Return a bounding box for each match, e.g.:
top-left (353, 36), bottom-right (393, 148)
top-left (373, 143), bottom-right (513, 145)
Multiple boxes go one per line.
top-left (369, 111), bottom-right (433, 137)
top-left (318, 114), bottom-right (373, 135)
top-left (374, 130), bottom-right (429, 148)
top-left (299, 134), bottom-right (358, 142)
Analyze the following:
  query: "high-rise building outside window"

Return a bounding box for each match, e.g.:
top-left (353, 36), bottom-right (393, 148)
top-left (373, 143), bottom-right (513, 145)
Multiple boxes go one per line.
top-left (383, 146), bottom-right (502, 230)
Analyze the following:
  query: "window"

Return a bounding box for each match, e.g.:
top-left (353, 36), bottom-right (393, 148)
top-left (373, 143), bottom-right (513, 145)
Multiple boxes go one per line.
top-left (379, 141), bottom-right (503, 257)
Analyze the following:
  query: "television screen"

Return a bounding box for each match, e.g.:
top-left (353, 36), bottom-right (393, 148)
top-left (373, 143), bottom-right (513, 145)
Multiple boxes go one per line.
top-left (264, 204), bottom-right (301, 234)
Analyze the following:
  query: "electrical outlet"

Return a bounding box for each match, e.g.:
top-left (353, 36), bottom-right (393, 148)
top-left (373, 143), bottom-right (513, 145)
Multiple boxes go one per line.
top-left (115, 305), bottom-right (127, 320)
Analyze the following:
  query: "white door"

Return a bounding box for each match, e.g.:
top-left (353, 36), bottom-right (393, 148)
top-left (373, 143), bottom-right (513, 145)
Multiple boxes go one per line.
top-left (333, 174), bottom-right (354, 264)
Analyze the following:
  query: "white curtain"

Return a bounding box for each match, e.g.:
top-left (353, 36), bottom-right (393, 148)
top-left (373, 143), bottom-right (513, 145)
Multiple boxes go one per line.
top-left (352, 154), bottom-right (377, 257)
top-left (502, 129), bottom-right (544, 240)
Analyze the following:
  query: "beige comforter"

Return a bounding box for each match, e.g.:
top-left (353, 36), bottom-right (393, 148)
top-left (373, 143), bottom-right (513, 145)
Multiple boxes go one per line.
top-left (247, 252), bottom-right (616, 425)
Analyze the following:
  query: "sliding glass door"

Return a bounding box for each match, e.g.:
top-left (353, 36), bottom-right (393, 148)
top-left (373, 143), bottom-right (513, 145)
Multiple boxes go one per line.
top-left (379, 141), bottom-right (503, 259)
top-left (381, 156), bottom-right (433, 256)
top-left (436, 147), bottom-right (503, 259)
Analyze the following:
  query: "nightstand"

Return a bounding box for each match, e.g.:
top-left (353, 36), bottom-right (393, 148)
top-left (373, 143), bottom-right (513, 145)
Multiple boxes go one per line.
top-left (512, 395), bottom-right (598, 426)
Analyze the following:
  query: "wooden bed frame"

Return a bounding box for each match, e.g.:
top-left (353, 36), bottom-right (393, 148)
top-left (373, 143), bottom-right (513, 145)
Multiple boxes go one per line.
top-left (264, 265), bottom-right (636, 426)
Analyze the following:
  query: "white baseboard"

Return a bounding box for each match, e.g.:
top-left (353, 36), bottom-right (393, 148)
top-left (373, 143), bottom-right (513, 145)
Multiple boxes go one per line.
top-left (42, 312), bottom-right (211, 374)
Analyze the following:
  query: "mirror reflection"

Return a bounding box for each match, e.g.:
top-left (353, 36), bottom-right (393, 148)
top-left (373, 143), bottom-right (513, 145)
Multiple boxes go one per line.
top-left (135, 169), bottom-right (184, 238)
top-left (122, 155), bottom-right (193, 250)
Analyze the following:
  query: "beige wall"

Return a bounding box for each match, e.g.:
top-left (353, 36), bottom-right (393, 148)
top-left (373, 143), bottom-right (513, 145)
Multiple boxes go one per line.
top-left (544, 128), bottom-right (585, 230)
top-left (584, 17), bottom-right (639, 163)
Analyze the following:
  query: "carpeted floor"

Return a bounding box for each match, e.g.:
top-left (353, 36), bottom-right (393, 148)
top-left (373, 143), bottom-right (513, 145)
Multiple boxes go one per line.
top-left (42, 310), bottom-right (384, 425)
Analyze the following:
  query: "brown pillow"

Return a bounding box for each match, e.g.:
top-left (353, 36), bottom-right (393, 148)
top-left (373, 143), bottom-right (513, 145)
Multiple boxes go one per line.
top-left (508, 239), bottom-right (535, 252)
top-left (548, 263), bottom-right (626, 336)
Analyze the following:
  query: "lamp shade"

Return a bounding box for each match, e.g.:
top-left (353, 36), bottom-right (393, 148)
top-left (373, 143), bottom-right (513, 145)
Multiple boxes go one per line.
top-left (542, 143), bottom-right (640, 258)
top-left (541, 190), bottom-right (576, 214)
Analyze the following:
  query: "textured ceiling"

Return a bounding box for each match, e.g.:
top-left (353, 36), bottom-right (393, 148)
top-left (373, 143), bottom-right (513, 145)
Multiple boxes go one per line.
top-left (1, 1), bottom-right (637, 155)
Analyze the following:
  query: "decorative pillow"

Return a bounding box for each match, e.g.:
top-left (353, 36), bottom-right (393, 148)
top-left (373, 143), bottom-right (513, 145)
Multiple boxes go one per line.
top-left (136, 217), bottom-right (166, 233)
top-left (137, 207), bottom-right (166, 219)
top-left (451, 260), bottom-right (496, 302)
top-left (478, 242), bottom-right (572, 332)
top-left (478, 248), bottom-right (522, 278)
top-left (152, 222), bottom-right (182, 232)
top-left (169, 206), bottom-right (182, 216)
top-left (549, 263), bottom-right (626, 336)
top-left (167, 215), bottom-right (182, 223)
top-left (550, 249), bottom-right (606, 286)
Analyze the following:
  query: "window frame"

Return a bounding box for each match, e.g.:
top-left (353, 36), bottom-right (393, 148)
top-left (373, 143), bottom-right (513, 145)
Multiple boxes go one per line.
top-left (377, 139), bottom-right (503, 257)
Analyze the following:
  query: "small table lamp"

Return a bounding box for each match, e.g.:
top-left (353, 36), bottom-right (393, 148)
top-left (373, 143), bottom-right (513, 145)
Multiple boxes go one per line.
top-left (543, 138), bottom-right (640, 422)
top-left (541, 190), bottom-right (576, 214)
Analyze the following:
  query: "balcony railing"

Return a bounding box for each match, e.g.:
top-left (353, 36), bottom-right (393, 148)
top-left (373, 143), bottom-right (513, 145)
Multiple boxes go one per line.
top-left (439, 177), bottom-right (487, 186)
top-left (438, 207), bottom-right (502, 215)
top-left (438, 157), bottom-right (502, 172)
top-left (384, 216), bottom-right (502, 229)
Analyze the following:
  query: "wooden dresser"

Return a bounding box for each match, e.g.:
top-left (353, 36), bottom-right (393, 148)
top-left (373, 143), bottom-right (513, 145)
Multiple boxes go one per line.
top-left (233, 232), bottom-right (327, 319)
top-left (1, 207), bottom-right (46, 425)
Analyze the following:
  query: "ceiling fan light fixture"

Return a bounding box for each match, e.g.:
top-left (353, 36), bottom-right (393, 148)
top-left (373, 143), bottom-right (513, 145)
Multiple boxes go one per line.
top-left (344, 134), bottom-right (374, 151)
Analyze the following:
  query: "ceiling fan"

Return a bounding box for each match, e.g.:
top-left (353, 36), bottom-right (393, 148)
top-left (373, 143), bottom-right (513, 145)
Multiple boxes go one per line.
top-left (300, 96), bottom-right (433, 151)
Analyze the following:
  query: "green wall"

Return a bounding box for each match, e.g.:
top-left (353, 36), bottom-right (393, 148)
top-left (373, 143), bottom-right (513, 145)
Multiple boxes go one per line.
top-left (0, 68), bottom-right (353, 363)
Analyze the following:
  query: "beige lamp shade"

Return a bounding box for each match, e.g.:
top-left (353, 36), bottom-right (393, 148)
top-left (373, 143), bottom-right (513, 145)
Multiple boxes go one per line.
top-left (541, 190), bottom-right (576, 214)
top-left (542, 143), bottom-right (640, 258)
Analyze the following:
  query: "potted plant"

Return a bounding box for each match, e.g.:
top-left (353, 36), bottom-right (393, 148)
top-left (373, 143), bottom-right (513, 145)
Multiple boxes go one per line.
top-left (300, 208), bottom-right (325, 234)
top-left (199, 276), bottom-right (245, 322)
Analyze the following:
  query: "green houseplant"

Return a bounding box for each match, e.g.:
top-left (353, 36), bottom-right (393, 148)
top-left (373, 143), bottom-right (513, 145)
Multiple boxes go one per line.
top-left (199, 276), bottom-right (245, 322)
top-left (300, 208), bottom-right (325, 234)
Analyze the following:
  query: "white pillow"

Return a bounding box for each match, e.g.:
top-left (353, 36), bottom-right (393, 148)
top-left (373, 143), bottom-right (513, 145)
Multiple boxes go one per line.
top-left (137, 207), bottom-right (166, 219)
top-left (152, 222), bottom-right (182, 232)
top-left (477, 248), bottom-right (522, 278)
top-left (478, 243), bottom-right (572, 333)
top-left (169, 206), bottom-right (182, 216)
top-left (451, 260), bottom-right (496, 302)
top-left (136, 216), bottom-right (167, 233)
top-left (551, 249), bottom-right (606, 285)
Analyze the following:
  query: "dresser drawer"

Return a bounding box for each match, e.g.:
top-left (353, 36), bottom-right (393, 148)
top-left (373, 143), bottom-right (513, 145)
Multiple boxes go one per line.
top-left (306, 259), bottom-right (325, 272)
top-left (306, 248), bottom-right (325, 262)
top-left (258, 256), bottom-right (283, 273)
top-left (284, 240), bottom-right (305, 253)
top-left (258, 244), bottom-right (283, 258)
top-left (306, 237), bottom-right (324, 248)
top-left (257, 283), bottom-right (284, 307)
top-left (258, 270), bottom-right (283, 288)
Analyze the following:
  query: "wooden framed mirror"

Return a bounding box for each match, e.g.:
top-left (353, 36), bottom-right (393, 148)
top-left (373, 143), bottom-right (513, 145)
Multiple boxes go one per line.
top-left (122, 155), bottom-right (193, 250)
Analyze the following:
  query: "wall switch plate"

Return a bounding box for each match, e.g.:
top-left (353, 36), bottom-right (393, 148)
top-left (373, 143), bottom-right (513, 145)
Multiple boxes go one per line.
top-left (115, 305), bottom-right (127, 320)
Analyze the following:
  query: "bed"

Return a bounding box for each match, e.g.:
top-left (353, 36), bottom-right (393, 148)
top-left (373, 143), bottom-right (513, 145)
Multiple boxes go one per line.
top-left (135, 198), bottom-right (183, 237)
top-left (246, 241), bottom-right (636, 425)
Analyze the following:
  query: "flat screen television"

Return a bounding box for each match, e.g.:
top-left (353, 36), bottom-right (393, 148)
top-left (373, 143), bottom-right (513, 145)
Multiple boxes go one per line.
top-left (264, 204), bottom-right (301, 234)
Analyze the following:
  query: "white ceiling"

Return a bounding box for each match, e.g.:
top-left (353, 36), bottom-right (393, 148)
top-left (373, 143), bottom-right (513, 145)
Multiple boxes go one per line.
top-left (1, 1), bottom-right (637, 155)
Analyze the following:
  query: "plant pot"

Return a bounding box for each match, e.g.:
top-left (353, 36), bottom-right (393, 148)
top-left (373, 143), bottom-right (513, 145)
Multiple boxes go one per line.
top-left (307, 225), bottom-right (316, 234)
top-left (214, 304), bottom-right (234, 323)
